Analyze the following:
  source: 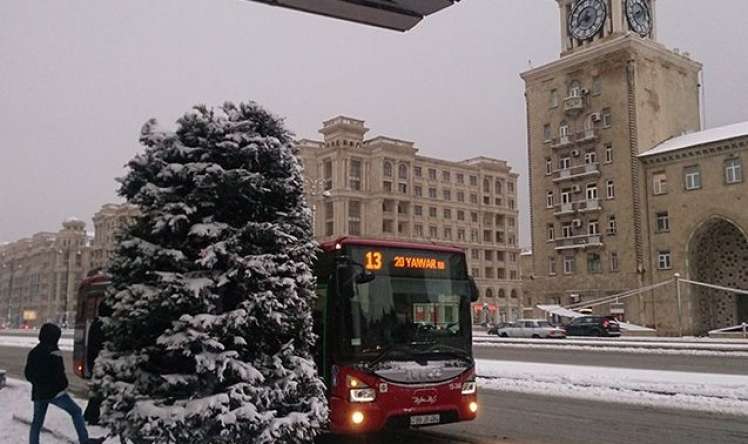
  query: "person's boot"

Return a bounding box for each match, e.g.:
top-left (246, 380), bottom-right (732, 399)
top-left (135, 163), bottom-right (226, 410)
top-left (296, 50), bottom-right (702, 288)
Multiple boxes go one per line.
top-left (86, 437), bottom-right (106, 444)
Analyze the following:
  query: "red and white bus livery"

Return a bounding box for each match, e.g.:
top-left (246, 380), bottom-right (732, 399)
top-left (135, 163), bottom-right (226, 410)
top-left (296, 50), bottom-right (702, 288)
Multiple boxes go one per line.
top-left (316, 238), bottom-right (479, 433)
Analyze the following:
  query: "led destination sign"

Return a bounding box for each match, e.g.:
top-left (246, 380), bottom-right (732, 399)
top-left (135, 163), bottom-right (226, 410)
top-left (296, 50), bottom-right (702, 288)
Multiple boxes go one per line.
top-left (354, 246), bottom-right (467, 280)
top-left (364, 250), bottom-right (447, 272)
top-left (393, 255), bottom-right (446, 271)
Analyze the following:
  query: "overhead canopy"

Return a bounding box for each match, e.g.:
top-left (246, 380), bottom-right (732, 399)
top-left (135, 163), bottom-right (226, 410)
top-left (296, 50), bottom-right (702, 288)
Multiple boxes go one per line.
top-left (248, 0), bottom-right (459, 31)
top-left (537, 305), bottom-right (655, 332)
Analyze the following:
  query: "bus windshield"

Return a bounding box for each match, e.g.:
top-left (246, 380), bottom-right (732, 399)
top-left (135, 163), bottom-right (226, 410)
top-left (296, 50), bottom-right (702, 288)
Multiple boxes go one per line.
top-left (337, 245), bottom-right (472, 364)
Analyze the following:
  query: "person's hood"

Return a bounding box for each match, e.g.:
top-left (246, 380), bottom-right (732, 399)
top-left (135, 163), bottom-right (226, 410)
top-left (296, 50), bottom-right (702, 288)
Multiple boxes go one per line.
top-left (39, 323), bottom-right (62, 347)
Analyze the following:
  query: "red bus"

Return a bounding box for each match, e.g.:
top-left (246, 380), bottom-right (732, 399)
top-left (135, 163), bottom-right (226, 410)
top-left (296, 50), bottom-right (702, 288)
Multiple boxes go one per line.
top-left (73, 273), bottom-right (109, 378)
top-left (317, 237), bottom-right (478, 433)
top-left (73, 237), bottom-right (479, 434)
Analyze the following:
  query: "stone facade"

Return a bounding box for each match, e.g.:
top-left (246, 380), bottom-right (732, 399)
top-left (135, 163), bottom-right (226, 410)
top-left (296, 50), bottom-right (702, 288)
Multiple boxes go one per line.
top-left (522, 0), bottom-right (747, 335)
top-left (0, 203), bottom-right (138, 328)
top-left (0, 219), bottom-right (91, 327)
top-left (298, 116), bottom-right (523, 323)
top-left (639, 125), bottom-right (748, 334)
top-left (90, 203), bottom-right (140, 271)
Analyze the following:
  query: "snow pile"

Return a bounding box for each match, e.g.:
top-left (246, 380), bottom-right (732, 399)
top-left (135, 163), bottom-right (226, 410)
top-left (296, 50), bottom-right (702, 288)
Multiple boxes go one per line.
top-left (0, 378), bottom-right (114, 444)
top-left (92, 101), bottom-right (327, 444)
top-left (476, 359), bottom-right (748, 416)
top-left (0, 336), bottom-right (73, 351)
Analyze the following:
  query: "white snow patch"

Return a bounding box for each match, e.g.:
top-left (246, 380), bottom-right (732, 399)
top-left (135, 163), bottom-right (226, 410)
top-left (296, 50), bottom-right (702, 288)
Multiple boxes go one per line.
top-left (0, 378), bottom-right (114, 444)
top-left (641, 120), bottom-right (748, 157)
top-left (0, 336), bottom-right (73, 351)
top-left (473, 341), bottom-right (748, 358)
top-left (476, 359), bottom-right (748, 417)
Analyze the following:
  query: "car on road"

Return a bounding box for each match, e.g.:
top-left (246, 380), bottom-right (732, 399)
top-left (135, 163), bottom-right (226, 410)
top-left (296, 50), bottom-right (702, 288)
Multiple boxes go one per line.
top-left (486, 322), bottom-right (511, 336)
top-left (564, 316), bottom-right (621, 337)
top-left (494, 319), bottom-right (566, 339)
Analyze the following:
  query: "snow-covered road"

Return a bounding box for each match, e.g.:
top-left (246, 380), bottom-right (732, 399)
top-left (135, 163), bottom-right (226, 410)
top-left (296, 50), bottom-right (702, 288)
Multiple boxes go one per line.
top-left (0, 335), bottom-right (73, 351)
top-left (476, 359), bottom-right (748, 417)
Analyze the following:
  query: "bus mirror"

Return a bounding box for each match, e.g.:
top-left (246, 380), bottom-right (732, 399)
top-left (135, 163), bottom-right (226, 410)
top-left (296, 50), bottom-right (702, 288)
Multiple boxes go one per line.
top-left (468, 277), bottom-right (479, 303)
top-left (355, 270), bottom-right (376, 285)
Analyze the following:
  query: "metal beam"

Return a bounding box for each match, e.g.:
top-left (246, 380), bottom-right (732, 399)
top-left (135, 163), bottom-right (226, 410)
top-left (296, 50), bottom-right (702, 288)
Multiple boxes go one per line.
top-left (247, 0), bottom-right (458, 32)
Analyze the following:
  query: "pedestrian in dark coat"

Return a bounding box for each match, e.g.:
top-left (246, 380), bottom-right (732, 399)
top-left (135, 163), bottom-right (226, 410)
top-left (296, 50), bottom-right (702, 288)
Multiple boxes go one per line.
top-left (84, 301), bottom-right (112, 425)
top-left (24, 323), bottom-right (103, 444)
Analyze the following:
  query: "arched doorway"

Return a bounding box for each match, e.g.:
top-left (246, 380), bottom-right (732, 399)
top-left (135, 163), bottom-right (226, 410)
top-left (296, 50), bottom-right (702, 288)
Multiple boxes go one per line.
top-left (688, 217), bottom-right (748, 333)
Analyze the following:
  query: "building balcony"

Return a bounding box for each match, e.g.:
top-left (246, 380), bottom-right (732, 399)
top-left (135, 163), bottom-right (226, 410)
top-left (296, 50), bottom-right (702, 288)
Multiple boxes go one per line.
top-left (552, 163), bottom-right (600, 183)
top-left (549, 129), bottom-right (599, 149)
top-left (554, 234), bottom-right (603, 251)
top-left (563, 95), bottom-right (585, 115)
top-left (552, 199), bottom-right (602, 217)
top-left (577, 198), bottom-right (602, 213)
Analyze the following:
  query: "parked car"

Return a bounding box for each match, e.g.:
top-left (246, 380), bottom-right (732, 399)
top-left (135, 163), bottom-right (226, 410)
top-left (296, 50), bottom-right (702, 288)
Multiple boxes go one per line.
top-left (486, 322), bottom-right (511, 336)
top-left (494, 319), bottom-right (566, 339)
top-left (565, 316), bottom-right (621, 337)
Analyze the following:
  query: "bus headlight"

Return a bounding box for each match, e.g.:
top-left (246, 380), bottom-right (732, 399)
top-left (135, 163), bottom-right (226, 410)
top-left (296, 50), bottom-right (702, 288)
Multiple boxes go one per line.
top-left (469, 401), bottom-right (478, 413)
top-left (351, 411), bottom-right (365, 425)
top-left (461, 381), bottom-right (477, 395)
top-left (350, 388), bottom-right (377, 403)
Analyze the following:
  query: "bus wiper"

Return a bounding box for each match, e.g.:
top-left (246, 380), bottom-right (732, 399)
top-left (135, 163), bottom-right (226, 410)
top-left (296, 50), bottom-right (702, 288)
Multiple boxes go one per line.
top-left (366, 343), bottom-right (422, 368)
top-left (419, 343), bottom-right (473, 364)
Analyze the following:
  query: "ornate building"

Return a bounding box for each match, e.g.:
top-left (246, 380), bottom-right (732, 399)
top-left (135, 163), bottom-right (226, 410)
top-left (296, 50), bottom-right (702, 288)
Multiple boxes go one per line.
top-left (0, 219), bottom-right (91, 327)
top-left (89, 203), bottom-right (140, 270)
top-left (522, 0), bottom-right (747, 335)
top-left (298, 116), bottom-right (523, 323)
top-left (0, 203), bottom-right (139, 328)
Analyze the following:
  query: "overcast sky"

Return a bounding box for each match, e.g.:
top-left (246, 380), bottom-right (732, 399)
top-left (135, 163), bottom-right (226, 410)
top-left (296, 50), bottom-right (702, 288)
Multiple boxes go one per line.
top-left (1, 0), bottom-right (747, 246)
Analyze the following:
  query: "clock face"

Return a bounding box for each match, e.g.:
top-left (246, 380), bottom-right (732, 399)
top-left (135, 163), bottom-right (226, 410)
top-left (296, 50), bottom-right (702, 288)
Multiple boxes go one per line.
top-left (626, 0), bottom-right (652, 37)
top-left (569, 0), bottom-right (608, 41)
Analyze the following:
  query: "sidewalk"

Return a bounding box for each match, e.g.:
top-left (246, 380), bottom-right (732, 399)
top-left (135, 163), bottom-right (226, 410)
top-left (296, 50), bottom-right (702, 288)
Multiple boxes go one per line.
top-left (0, 379), bottom-right (112, 444)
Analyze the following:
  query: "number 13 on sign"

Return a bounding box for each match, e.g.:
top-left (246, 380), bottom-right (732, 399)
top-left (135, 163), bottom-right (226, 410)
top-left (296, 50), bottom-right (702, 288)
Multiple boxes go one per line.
top-left (364, 251), bottom-right (383, 271)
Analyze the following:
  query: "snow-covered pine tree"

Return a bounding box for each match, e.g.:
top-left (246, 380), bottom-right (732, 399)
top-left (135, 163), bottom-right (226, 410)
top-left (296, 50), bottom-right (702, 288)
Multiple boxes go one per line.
top-left (92, 101), bottom-right (327, 443)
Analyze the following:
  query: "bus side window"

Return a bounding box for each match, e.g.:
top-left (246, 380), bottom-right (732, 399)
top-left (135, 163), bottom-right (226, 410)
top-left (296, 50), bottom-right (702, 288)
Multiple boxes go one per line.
top-left (312, 282), bottom-right (326, 372)
top-left (312, 251), bottom-right (335, 385)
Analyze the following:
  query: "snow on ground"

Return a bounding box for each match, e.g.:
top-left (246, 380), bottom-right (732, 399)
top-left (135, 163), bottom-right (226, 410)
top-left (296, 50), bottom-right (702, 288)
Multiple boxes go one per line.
top-left (0, 336), bottom-right (73, 351)
top-left (473, 331), bottom-right (748, 344)
top-left (473, 339), bottom-right (748, 358)
top-left (476, 359), bottom-right (748, 417)
top-left (0, 379), bottom-right (114, 444)
top-left (474, 337), bottom-right (748, 351)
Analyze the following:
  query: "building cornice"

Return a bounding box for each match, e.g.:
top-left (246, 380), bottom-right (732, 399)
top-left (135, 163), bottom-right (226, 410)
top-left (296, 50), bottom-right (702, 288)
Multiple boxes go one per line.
top-left (521, 34), bottom-right (702, 83)
top-left (639, 137), bottom-right (748, 166)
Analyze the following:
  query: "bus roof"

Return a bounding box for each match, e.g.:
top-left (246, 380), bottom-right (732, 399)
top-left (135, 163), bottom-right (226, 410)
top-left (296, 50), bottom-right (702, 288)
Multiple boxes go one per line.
top-left (319, 237), bottom-right (465, 255)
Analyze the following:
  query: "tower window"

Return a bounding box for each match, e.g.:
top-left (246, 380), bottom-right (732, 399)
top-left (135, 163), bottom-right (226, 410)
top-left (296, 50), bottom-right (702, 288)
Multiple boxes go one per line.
top-left (606, 180), bottom-right (615, 199)
top-left (550, 89), bottom-right (559, 108)
top-left (602, 108), bottom-right (612, 127)
top-left (610, 252), bottom-right (620, 272)
top-left (544, 124), bottom-right (552, 142)
top-left (568, 80), bottom-right (582, 98)
top-left (657, 251), bottom-right (672, 270)
top-left (608, 216), bottom-right (617, 235)
top-left (656, 211), bottom-right (670, 233)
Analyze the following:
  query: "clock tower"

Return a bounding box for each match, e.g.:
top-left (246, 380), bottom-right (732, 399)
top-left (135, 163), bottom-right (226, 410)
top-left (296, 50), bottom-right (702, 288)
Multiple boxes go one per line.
top-left (558, 0), bottom-right (656, 55)
top-left (521, 1), bottom-right (703, 333)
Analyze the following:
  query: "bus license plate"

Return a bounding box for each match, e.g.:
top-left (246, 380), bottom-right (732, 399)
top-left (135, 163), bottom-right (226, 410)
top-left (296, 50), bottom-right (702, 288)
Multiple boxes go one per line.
top-left (410, 414), bottom-right (440, 426)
